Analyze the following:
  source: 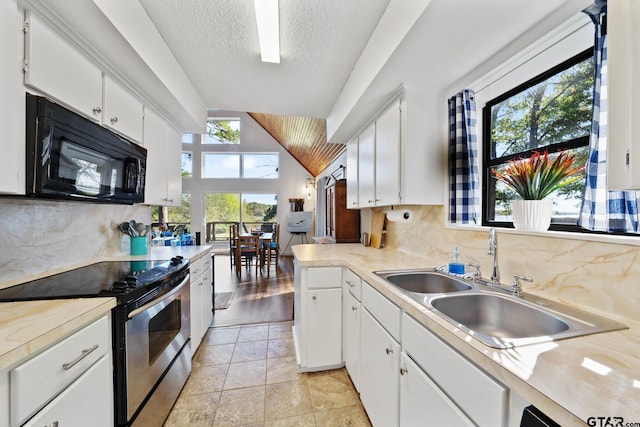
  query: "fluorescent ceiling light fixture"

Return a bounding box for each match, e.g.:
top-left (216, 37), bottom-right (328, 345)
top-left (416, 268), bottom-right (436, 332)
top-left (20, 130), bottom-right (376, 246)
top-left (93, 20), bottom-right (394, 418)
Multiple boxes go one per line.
top-left (254, 0), bottom-right (280, 63)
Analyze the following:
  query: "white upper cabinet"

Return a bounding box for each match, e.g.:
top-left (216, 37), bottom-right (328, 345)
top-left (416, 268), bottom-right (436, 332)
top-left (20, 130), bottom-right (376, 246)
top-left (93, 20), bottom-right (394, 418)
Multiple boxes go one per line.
top-left (346, 138), bottom-right (359, 208)
top-left (347, 88), bottom-right (444, 207)
top-left (102, 75), bottom-right (144, 143)
top-left (375, 99), bottom-right (401, 206)
top-left (358, 122), bottom-right (376, 207)
top-left (607, 0), bottom-right (640, 189)
top-left (144, 107), bottom-right (182, 206)
top-left (24, 11), bottom-right (144, 144)
top-left (0, 0), bottom-right (23, 194)
top-left (24, 11), bottom-right (103, 122)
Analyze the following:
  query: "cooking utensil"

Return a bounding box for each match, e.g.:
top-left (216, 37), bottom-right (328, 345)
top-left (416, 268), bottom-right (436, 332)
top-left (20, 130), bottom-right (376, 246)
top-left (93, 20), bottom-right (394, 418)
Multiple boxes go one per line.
top-left (129, 220), bottom-right (139, 237)
top-left (135, 222), bottom-right (146, 237)
top-left (119, 222), bottom-right (132, 236)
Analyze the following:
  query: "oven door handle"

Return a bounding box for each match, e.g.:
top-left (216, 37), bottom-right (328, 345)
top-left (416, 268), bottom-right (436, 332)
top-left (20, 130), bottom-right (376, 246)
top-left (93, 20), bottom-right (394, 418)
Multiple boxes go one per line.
top-left (128, 275), bottom-right (189, 319)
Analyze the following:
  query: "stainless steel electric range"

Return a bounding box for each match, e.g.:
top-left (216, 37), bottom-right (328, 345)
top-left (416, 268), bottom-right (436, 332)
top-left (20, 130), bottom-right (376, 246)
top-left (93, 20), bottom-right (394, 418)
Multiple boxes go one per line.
top-left (0, 257), bottom-right (191, 427)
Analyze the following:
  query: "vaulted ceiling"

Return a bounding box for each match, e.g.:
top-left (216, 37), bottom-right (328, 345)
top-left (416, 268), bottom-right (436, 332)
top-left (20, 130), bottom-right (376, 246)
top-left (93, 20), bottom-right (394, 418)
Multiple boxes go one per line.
top-left (137, 0), bottom-right (592, 176)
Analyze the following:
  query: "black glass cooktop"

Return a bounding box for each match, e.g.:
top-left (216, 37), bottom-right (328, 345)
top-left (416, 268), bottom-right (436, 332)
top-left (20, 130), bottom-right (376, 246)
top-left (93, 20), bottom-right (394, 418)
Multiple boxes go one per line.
top-left (0, 258), bottom-right (188, 303)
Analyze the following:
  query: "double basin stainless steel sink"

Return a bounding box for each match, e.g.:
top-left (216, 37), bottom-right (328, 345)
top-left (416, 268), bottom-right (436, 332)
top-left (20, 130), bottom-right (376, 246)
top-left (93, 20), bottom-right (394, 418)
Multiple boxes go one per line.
top-left (374, 269), bottom-right (627, 348)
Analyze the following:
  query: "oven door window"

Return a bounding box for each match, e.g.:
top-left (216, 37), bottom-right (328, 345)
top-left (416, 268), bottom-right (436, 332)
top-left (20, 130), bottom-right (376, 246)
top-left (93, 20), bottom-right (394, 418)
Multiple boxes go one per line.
top-left (148, 299), bottom-right (181, 365)
top-left (58, 138), bottom-right (116, 196)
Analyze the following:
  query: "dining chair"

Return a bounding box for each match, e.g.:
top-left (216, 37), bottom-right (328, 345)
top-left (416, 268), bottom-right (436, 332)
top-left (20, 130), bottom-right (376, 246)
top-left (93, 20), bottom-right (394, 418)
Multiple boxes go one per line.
top-left (262, 223), bottom-right (279, 277)
top-left (235, 234), bottom-right (260, 276)
top-left (229, 223), bottom-right (238, 270)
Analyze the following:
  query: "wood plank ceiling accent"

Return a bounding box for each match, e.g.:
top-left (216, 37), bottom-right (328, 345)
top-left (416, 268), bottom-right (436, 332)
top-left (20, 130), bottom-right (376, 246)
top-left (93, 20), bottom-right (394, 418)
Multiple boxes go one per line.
top-left (249, 113), bottom-right (345, 177)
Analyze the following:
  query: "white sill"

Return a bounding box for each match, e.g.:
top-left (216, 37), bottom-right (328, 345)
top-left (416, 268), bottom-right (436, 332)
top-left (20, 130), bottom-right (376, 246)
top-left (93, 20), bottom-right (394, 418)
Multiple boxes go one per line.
top-left (444, 222), bottom-right (640, 247)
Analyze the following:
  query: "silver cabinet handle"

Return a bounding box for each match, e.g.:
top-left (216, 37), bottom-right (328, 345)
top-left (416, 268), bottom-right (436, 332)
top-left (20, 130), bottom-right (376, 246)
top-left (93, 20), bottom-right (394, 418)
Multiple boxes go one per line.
top-left (110, 116), bottom-right (119, 124)
top-left (93, 107), bottom-right (102, 114)
top-left (400, 367), bottom-right (408, 375)
top-left (345, 280), bottom-right (354, 287)
top-left (62, 344), bottom-right (99, 370)
top-left (385, 347), bottom-right (393, 355)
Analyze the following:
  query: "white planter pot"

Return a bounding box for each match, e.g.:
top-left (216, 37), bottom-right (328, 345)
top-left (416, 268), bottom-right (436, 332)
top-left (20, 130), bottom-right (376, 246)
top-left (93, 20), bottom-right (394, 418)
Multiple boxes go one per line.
top-left (511, 199), bottom-right (553, 232)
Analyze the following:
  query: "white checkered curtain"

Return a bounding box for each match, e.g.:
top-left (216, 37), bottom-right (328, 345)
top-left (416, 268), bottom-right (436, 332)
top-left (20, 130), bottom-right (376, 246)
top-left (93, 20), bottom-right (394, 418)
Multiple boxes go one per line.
top-left (578, 1), bottom-right (640, 233)
top-left (448, 89), bottom-right (480, 224)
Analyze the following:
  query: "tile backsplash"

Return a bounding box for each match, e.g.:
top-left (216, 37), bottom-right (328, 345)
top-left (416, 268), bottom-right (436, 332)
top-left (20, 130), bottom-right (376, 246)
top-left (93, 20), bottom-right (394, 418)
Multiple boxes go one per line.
top-left (0, 199), bottom-right (150, 286)
top-left (382, 205), bottom-right (640, 324)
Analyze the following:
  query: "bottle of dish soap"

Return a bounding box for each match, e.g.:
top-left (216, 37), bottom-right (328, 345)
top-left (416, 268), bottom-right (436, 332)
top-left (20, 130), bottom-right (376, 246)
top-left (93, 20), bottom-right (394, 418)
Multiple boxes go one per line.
top-left (448, 246), bottom-right (465, 274)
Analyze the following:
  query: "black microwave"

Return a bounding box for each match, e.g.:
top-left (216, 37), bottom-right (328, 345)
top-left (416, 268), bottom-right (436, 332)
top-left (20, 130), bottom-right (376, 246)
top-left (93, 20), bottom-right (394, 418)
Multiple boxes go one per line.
top-left (25, 94), bottom-right (146, 204)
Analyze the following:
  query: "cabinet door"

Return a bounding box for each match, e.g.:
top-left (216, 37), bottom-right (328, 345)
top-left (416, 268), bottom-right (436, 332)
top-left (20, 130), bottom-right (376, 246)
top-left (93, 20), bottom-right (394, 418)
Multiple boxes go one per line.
top-left (375, 99), bottom-right (401, 205)
top-left (0, 0), bottom-right (23, 194)
top-left (25, 11), bottom-right (103, 121)
top-left (342, 288), bottom-right (360, 391)
top-left (346, 139), bottom-right (359, 208)
top-left (23, 355), bottom-right (113, 427)
top-left (608, 0), bottom-right (640, 189)
top-left (103, 75), bottom-right (143, 143)
top-left (360, 308), bottom-right (400, 427)
top-left (165, 124), bottom-right (183, 206)
top-left (400, 353), bottom-right (474, 427)
top-left (200, 257), bottom-right (214, 333)
top-left (358, 122), bottom-right (376, 207)
top-left (306, 288), bottom-right (342, 368)
top-left (144, 108), bottom-right (168, 205)
top-left (190, 280), bottom-right (204, 353)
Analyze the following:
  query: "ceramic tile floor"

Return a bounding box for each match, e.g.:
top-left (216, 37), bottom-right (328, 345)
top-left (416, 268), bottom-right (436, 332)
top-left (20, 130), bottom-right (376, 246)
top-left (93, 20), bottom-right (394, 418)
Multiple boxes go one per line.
top-left (164, 321), bottom-right (372, 427)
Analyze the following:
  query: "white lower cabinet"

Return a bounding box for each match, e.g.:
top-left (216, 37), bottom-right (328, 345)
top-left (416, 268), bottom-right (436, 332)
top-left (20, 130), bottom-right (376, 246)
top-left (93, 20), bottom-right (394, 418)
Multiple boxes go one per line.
top-left (293, 265), bottom-right (343, 371)
top-left (342, 287), bottom-right (361, 391)
top-left (10, 315), bottom-right (113, 427)
top-left (402, 313), bottom-right (508, 427)
top-left (400, 352), bottom-right (474, 427)
top-left (23, 354), bottom-right (113, 427)
top-left (360, 308), bottom-right (400, 427)
top-left (190, 254), bottom-right (214, 353)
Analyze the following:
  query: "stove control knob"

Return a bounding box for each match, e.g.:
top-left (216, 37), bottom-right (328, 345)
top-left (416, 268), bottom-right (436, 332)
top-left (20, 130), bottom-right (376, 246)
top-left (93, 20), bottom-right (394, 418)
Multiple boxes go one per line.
top-left (170, 256), bottom-right (184, 265)
top-left (125, 276), bottom-right (138, 288)
top-left (113, 280), bottom-right (128, 290)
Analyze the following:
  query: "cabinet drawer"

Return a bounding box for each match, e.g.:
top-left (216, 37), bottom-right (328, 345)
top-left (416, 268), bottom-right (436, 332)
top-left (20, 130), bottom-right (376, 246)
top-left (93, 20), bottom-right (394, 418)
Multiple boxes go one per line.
top-left (362, 281), bottom-right (401, 341)
top-left (23, 354), bottom-right (113, 427)
top-left (402, 313), bottom-right (507, 427)
top-left (306, 267), bottom-right (342, 289)
top-left (343, 268), bottom-right (362, 301)
top-left (190, 255), bottom-right (210, 281)
top-left (11, 316), bottom-right (111, 425)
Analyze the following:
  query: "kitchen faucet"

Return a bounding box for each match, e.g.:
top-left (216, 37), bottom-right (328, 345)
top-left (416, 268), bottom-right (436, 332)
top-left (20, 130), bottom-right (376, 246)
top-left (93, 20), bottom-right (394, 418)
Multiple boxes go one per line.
top-left (488, 228), bottom-right (499, 283)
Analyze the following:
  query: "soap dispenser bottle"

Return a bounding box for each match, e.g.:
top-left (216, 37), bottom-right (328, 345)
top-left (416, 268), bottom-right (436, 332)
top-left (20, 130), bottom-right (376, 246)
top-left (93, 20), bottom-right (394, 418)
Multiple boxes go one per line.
top-left (448, 246), bottom-right (465, 274)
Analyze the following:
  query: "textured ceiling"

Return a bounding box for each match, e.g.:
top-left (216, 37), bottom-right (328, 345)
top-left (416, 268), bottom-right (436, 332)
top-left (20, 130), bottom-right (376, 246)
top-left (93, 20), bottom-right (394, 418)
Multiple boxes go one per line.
top-left (139, 0), bottom-right (390, 118)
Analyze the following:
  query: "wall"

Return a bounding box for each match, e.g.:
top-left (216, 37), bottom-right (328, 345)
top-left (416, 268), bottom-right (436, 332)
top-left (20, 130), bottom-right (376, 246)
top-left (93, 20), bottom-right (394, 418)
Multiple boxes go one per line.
top-left (0, 199), bottom-right (150, 286)
top-left (379, 204), bottom-right (640, 324)
top-left (182, 111), bottom-right (315, 254)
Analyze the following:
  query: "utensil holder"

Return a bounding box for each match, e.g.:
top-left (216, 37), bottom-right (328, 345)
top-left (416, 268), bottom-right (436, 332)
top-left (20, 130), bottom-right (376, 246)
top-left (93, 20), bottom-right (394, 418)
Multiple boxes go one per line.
top-left (130, 236), bottom-right (148, 255)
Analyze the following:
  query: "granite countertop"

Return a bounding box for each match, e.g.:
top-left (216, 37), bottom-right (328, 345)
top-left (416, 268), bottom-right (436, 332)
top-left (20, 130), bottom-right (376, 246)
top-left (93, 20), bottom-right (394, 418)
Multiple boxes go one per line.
top-left (293, 243), bottom-right (640, 427)
top-left (0, 245), bottom-right (212, 372)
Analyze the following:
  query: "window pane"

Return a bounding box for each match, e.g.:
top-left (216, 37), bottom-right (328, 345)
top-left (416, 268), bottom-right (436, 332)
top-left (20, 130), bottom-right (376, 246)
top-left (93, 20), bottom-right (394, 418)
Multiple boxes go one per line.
top-left (182, 151), bottom-right (192, 178)
top-left (489, 57), bottom-right (593, 159)
top-left (182, 133), bottom-right (193, 144)
top-left (242, 193), bottom-right (277, 230)
top-left (203, 154), bottom-right (240, 178)
top-left (167, 193), bottom-right (191, 230)
top-left (205, 193), bottom-right (240, 242)
top-left (243, 154), bottom-right (279, 178)
top-left (204, 119), bottom-right (240, 144)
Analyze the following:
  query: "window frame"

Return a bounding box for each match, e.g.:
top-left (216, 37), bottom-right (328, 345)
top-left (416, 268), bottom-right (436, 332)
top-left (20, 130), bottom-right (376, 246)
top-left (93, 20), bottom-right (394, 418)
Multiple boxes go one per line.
top-left (481, 48), bottom-right (593, 233)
